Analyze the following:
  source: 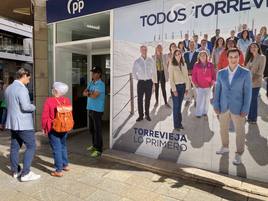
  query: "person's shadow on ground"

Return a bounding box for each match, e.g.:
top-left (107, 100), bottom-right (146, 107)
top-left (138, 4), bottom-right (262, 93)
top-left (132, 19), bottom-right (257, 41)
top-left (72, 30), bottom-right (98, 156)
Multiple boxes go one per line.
top-left (112, 104), bottom-right (172, 154)
top-left (181, 105), bottom-right (214, 149)
top-left (246, 123), bottom-right (268, 166)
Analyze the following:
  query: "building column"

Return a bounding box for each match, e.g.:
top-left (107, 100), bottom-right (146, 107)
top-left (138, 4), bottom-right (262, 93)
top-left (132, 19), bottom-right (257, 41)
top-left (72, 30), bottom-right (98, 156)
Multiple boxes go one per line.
top-left (33, 0), bottom-right (48, 130)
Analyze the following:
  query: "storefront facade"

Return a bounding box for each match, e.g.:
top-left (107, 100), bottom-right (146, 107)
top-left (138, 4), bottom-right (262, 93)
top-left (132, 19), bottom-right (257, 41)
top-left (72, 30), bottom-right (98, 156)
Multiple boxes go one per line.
top-left (47, 0), bottom-right (268, 183)
top-left (0, 17), bottom-right (33, 100)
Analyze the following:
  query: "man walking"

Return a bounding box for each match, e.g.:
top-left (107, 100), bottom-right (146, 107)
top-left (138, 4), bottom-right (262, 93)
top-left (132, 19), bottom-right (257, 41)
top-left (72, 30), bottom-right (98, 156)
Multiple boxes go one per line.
top-left (5, 68), bottom-right (40, 181)
top-left (133, 45), bottom-right (155, 122)
top-left (214, 48), bottom-right (252, 165)
top-left (83, 67), bottom-right (105, 157)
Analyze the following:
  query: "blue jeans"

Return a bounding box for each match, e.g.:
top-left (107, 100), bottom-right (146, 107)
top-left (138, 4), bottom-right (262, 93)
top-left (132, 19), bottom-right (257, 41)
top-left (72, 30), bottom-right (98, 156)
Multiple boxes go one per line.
top-left (248, 87), bottom-right (260, 122)
top-left (10, 130), bottom-right (36, 176)
top-left (48, 131), bottom-right (68, 172)
top-left (172, 84), bottom-right (186, 128)
top-left (1, 108), bottom-right (7, 124)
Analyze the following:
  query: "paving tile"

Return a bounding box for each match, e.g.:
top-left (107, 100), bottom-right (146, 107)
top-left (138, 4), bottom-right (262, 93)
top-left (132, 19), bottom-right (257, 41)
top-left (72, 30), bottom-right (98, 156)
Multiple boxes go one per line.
top-left (184, 189), bottom-right (222, 201)
top-left (31, 186), bottom-right (70, 201)
top-left (52, 178), bottom-right (98, 199)
top-left (154, 183), bottom-right (190, 200)
top-left (156, 195), bottom-right (183, 201)
top-left (97, 178), bottom-right (132, 196)
top-left (124, 174), bottom-right (161, 191)
top-left (119, 198), bottom-right (134, 201)
top-left (103, 170), bottom-right (132, 182)
top-left (2, 192), bottom-right (39, 201)
top-left (123, 188), bottom-right (160, 201)
top-left (85, 189), bottom-right (122, 201)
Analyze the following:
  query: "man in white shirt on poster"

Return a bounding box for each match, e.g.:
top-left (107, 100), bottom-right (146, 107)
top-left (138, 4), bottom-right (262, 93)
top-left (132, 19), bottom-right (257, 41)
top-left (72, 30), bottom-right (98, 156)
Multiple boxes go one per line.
top-left (133, 45), bottom-right (156, 122)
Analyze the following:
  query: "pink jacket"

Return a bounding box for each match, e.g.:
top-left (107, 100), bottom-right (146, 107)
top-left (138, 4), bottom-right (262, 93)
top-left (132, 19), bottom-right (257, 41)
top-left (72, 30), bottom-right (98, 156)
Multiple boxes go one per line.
top-left (41, 96), bottom-right (72, 134)
top-left (192, 62), bottom-right (216, 88)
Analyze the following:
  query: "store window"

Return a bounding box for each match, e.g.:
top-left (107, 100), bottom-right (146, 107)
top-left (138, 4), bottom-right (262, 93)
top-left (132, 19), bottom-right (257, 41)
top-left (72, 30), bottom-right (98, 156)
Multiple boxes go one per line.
top-left (56, 12), bottom-right (110, 43)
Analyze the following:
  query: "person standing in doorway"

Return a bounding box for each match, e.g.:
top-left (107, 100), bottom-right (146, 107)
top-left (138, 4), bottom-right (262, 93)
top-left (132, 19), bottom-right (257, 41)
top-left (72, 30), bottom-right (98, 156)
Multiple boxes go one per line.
top-left (5, 68), bottom-right (40, 181)
top-left (214, 48), bottom-right (252, 165)
top-left (152, 44), bottom-right (170, 108)
top-left (245, 43), bottom-right (266, 124)
top-left (83, 67), bottom-right (105, 157)
top-left (133, 45), bottom-right (155, 122)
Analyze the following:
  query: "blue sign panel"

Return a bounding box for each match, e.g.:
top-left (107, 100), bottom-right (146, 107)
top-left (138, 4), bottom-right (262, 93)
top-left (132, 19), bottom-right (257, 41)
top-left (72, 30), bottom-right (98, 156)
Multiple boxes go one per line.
top-left (46, 0), bottom-right (150, 23)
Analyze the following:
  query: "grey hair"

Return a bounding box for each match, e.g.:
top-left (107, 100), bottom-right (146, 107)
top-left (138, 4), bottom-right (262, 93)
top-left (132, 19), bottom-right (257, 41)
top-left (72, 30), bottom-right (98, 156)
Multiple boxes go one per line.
top-left (53, 82), bottom-right (69, 96)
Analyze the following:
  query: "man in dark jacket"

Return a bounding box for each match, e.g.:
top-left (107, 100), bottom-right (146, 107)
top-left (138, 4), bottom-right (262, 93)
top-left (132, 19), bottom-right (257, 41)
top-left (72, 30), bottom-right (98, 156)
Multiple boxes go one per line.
top-left (211, 29), bottom-right (221, 49)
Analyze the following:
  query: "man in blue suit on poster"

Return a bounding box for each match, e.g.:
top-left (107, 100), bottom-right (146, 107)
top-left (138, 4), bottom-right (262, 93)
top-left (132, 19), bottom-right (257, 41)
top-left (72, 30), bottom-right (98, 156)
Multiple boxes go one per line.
top-left (213, 48), bottom-right (252, 165)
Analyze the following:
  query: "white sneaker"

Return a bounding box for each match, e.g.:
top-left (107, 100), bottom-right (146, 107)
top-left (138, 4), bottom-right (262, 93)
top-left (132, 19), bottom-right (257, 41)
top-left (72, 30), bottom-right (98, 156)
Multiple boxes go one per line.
top-left (233, 154), bottom-right (242, 165)
top-left (216, 147), bottom-right (229, 155)
top-left (20, 171), bottom-right (41, 182)
top-left (13, 169), bottom-right (22, 178)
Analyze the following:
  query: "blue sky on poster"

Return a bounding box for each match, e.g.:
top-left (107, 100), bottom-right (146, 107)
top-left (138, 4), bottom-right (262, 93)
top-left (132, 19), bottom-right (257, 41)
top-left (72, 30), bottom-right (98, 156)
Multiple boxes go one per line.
top-left (114, 0), bottom-right (268, 43)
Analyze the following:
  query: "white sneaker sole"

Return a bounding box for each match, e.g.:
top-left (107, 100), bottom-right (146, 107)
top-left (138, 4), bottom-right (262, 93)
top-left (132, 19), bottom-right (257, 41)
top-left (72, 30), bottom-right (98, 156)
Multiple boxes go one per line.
top-left (216, 151), bottom-right (229, 155)
top-left (232, 161), bottom-right (242, 165)
top-left (21, 175), bottom-right (41, 182)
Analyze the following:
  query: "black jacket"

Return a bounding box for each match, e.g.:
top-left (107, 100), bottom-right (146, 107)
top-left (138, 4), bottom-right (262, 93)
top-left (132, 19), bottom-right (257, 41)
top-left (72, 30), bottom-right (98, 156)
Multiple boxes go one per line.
top-left (184, 51), bottom-right (199, 75)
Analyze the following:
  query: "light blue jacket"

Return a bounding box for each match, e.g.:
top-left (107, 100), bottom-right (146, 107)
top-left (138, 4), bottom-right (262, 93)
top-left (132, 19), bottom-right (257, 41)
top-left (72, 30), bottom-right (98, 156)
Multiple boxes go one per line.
top-left (213, 66), bottom-right (252, 115)
top-left (5, 80), bottom-right (36, 130)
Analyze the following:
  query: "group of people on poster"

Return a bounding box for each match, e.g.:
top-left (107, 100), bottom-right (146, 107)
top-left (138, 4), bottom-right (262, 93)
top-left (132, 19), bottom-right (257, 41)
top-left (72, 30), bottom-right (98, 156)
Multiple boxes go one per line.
top-left (132, 24), bottom-right (268, 165)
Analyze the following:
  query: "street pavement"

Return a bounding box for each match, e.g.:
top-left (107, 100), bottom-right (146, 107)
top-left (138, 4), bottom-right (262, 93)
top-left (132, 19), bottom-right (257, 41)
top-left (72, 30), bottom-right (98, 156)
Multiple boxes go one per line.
top-left (0, 130), bottom-right (267, 201)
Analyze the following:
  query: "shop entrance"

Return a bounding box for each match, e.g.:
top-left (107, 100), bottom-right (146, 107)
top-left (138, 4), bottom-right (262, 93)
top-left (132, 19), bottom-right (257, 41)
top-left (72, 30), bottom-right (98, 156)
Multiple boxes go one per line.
top-left (54, 39), bottom-right (111, 137)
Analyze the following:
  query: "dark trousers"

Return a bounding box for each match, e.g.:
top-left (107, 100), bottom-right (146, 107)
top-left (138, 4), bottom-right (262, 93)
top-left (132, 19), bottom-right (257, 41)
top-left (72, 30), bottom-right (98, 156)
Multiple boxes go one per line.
top-left (0, 107), bottom-right (7, 124)
top-left (172, 84), bottom-right (186, 128)
top-left (248, 87), bottom-right (260, 122)
top-left (266, 80), bottom-right (268, 97)
top-left (10, 130), bottom-right (36, 176)
top-left (155, 71), bottom-right (167, 104)
top-left (89, 110), bottom-right (103, 152)
top-left (137, 79), bottom-right (153, 117)
top-left (48, 131), bottom-right (68, 172)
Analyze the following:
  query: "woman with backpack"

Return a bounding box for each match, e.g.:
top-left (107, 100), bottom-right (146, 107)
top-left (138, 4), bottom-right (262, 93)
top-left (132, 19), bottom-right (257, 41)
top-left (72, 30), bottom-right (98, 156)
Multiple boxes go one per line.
top-left (42, 82), bottom-right (74, 177)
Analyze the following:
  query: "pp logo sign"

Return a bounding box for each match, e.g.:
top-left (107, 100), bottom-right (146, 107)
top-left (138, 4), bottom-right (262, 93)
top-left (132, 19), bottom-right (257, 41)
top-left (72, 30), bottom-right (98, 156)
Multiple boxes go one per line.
top-left (67, 0), bottom-right (85, 15)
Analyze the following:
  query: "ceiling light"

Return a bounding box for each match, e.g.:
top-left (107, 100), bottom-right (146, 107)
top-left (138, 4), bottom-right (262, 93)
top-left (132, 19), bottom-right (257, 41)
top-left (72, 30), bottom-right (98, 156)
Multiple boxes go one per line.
top-left (13, 8), bottom-right (31, 16)
top-left (86, 24), bottom-right (100, 30)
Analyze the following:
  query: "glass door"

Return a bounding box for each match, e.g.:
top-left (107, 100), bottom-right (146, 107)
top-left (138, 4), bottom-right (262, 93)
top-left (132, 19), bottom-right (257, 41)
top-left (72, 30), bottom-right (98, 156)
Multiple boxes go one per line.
top-left (92, 54), bottom-right (110, 121)
top-left (72, 53), bottom-right (88, 129)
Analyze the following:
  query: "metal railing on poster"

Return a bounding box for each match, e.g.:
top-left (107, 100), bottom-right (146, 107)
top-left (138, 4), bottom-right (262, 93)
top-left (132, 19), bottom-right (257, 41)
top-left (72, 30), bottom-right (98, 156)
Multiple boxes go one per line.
top-left (112, 73), bottom-right (136, 120)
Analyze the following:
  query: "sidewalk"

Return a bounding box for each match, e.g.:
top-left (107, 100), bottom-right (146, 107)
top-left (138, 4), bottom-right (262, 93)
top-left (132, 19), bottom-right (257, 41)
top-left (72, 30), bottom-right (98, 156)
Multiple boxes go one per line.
top-left (0, 131), bottom-right (267, 201)
top-left (103, 149), bottom-right (268, 197)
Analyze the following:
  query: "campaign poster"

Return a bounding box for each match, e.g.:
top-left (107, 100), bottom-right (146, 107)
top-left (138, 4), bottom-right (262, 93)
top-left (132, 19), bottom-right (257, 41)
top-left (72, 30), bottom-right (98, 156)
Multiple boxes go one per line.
top-left (112, 0), bottom-right (268, 183)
